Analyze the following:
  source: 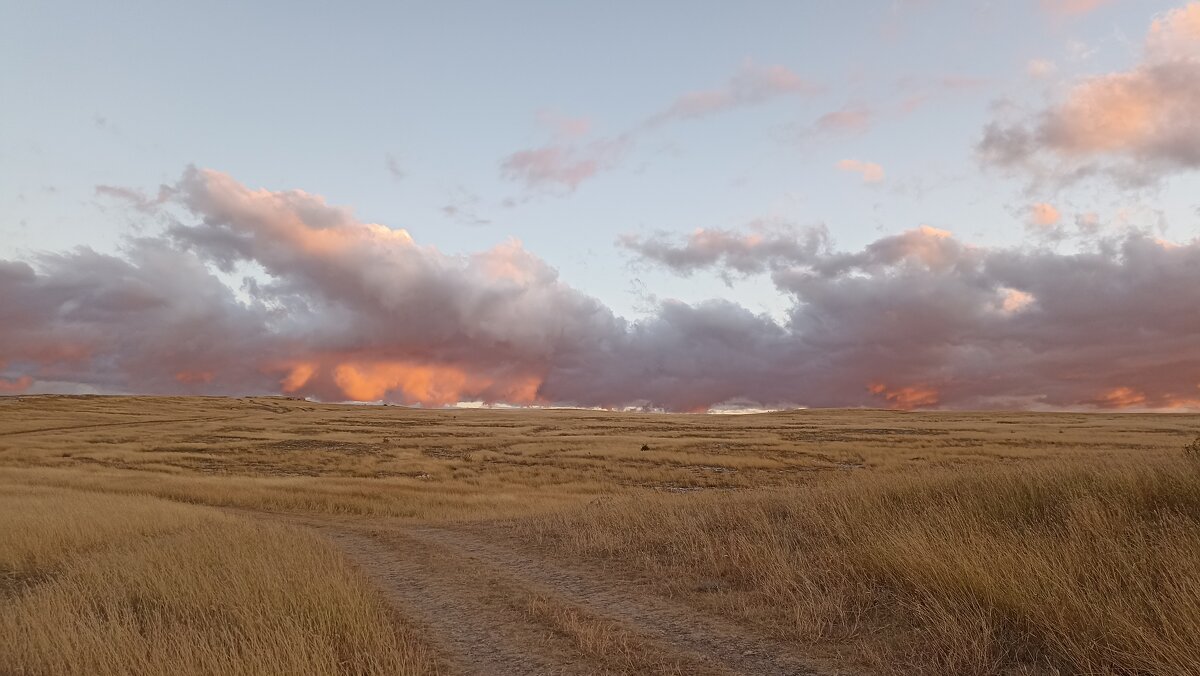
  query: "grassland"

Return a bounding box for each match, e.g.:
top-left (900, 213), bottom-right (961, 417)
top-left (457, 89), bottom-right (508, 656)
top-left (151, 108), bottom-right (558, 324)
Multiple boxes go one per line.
top-left (2, 395), bottom-right (1198, 674)
top-left (0, 485), bottom-right (439, 675)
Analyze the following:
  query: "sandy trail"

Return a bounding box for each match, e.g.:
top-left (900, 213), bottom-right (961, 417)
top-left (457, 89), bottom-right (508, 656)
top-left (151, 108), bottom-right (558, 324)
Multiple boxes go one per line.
top-left (281, 514), bottom-right (842, 675)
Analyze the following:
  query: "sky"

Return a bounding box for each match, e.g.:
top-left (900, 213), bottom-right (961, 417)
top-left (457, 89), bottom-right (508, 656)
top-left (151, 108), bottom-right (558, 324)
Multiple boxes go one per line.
top-left (2, 0), bottom-right (1199, 410)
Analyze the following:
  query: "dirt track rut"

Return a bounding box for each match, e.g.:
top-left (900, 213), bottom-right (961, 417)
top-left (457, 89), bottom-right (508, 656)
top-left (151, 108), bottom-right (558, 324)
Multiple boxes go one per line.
top-left (290, 516), bottom-right (843, 675)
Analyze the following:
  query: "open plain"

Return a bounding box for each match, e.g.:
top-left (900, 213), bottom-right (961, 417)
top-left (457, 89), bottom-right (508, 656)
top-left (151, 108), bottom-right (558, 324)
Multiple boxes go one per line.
top-left (2, 395), bottom-right (1199, 675)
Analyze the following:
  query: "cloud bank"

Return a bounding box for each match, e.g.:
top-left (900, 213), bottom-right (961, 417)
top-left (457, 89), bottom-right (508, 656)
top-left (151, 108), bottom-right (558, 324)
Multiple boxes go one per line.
top-left (3, 168), bottom-right (1199, 411)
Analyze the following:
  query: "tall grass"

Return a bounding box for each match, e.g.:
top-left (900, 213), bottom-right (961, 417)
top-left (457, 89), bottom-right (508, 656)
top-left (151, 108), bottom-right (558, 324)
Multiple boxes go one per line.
top-left (521, 455), bottom-right (1200, 674)
top-left (0, 486), bottom-right (440, 675)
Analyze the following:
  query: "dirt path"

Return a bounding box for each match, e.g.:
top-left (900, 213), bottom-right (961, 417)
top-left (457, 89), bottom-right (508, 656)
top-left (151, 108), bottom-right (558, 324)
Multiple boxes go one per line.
top-left (282, 514), bottom-right (845, 675)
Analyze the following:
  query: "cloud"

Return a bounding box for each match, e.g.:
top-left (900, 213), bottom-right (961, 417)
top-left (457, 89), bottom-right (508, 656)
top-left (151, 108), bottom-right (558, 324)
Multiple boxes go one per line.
top-left (95, 184), bottom-right (169, 213)
top-left (644, 61), bottom-right (816, 128)
top-left (893, 72), bottom-right (996, 116)
top-left (835, 159), bottom-right (886, 183)
top-left (1147, 2), bottom-right (1200, 59)
top-left (536, 110), bottom-right (593, 139)
top-left (385, 154), bottom-right (405, 181)
top-left (1027, 59), bottom-right (1058, 78)
top-left (625, 224), bottom-right (963, 278)
top-left (622, 223), bottom-right (1200, 411)
top-left (811, 105), bottom-right (873, 136)
top-left (1027, 202), bottom-right (1066, 240)
top-left (980, 2), bottom-right (1200, 186)
top-left (1030, 202), bottom-right (1061, 226)
top-left (441, 187), bottom-right (492, 226)
top-left (1039, 0), bottom-right (1113, 17)
top-left (619, 223), bottom-right (830, 276)
top-left (4, 168), bottom-right (1200, 411)
top-left (500, 137), bottom-right (630, 192)
top-left (0, 374), bottom-right (33, 394)
top-left (501, 62), bottom-right (814, 192)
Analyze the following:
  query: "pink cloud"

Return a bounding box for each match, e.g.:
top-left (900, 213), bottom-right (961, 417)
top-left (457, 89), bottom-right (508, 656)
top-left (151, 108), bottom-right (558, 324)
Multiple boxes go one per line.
top-left (981, 2), bottom-right (1200, 185)
top-left (835, 159), bottom-right (886, 183)
top-left (1147, 2), bottom-right (1200, 60)
top-left (0, 375), bottom-right (33, 394)
top-left (812, 105), bottom-right (873, 136)
top-left (646, 61), bottom-right (816, 127)
top-left (500, 137), bottom-right (629, 192)
top-left (536, 110), bottom-right (593, 139)
top-left (1039, 0), bottom-right (1113, 17)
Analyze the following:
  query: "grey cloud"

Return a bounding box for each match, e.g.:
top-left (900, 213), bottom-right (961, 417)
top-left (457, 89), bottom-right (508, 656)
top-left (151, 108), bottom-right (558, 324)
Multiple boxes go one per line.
top-left (618, 224), bottom-right (830, 276)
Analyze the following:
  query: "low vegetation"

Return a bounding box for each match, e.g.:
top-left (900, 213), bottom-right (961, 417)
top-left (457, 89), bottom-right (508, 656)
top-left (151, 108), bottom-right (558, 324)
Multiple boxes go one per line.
top-left (0, 485), bottom-right (440, 676)
top-left (2, 395), bottom-right (1198, 674)
top-left (522, 455), bottom-right (1200, 674)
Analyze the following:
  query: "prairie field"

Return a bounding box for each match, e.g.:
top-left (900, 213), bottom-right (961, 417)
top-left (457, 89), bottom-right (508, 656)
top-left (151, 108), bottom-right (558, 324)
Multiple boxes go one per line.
top-left (2, 395), bottom-right (1199, 675)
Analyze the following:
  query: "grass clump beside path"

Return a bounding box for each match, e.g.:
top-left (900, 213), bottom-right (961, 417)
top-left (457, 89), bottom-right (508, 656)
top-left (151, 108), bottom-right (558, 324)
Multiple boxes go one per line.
top-left (0, 485), bottom-right (441, 676)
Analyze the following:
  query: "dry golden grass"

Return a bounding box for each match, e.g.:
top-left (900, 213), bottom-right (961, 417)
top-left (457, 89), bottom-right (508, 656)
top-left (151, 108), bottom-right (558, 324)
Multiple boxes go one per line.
top-left (519, 455), bottom-right (1200, 674)
top-left (4, 394), bottom-right (1196, 518)
top-left (0, 485), bottom-right (440, 676)
top-left (3, 395), bottom-right (1199, 674)
top-left (519, 591), bottom-right (714, 675)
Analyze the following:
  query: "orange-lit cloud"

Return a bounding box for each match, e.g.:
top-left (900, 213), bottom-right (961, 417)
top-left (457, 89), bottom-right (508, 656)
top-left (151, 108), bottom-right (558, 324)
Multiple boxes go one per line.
top-left (1163, 387), bottom-right (1200, 410)
top-left (868, 383), bottom-right (940, 410)
top-left (1093, 385), bottom-right (1200, 411)
top-left (1049, 75), bottom-right (1157, 154)
top-left (280, 362), bottom-right (317, 393)
top-left (332, 361), bottom-right (533, 407)
top-left (1095, 387), bottom-right (1147, 408)
top-left (334, 361), bottom-right (540, 406)
top-left (999, 288), bottom-right (1036, 314)
top-left (1148, 3), bottom-right (1200, 59)
top-left (1030, 203), bottom-right (1061, 226)
top-left (175, 370), bottom-right (214, 385)
top-left (275, 358), bottom-right (544, 407)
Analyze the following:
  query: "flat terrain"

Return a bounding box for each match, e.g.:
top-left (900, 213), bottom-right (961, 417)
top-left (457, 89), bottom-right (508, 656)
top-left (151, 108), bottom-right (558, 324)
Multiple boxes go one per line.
top-left (3, 396), bottom-right (1199, 675)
